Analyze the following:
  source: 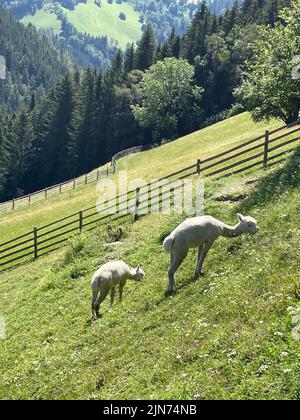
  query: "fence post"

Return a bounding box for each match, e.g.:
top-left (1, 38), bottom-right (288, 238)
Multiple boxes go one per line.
top-left (170, 187), bottom-right (175, 211)
top-left (12, 199), bottom-right (15, 211)
top-left (73, 179), bottom-right (76, 189)
top-left (134, 187), bottom-right (140, 221)
top-left (85, 174), bottom-right (88, 185)
top-left (263, 130), bottom-right (270, 168)
top-left (197, 159), bottom-right (201, 174)
top-left (45, 189), bottom-right (47, 198)
top-left (29, 195), bottom-right (31, 205)
top-left (107, 167), bottom-right (109, 176)
top-left (33, 227), bottom-right (38, 259)
top-left (97, 170), bottom-right (100, 181)
top-left (79, 211), bottom-right (83, 232)
top-left (59, 185), bottom-right (62, 194)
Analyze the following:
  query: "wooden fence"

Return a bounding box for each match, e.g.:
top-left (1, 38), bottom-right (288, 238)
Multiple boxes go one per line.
top-left (0, 144), bottom-right (157, 214)
top-left (0, 141), bottom-right (171, 214)
top-left (0, 119), bottom-right (299, 272)
top-left (0, 166), bottom-right (113, 214)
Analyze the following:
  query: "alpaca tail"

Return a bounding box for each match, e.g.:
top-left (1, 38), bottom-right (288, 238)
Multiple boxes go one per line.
top-left (163, 234), bottom-right (176, 253)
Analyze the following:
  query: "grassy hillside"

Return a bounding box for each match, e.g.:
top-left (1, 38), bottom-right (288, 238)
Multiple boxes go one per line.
top-left (62, 0), bottom-right (141, 48)
top-left (0, 152), bottom-right (299, 399)
top-left (21, 9), bottom-right (61, 33)
top-left (20, 0), bottom-right (142, 49)
top-left (0, 114), bottom-right (299, 400)
top-left (0, 113), bottom-right (283, 245)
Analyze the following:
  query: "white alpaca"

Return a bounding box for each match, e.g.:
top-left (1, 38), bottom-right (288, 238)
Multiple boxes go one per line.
top-left (163, 213), bottom-right (259, 291)
top-left (91, 261), bottom-right (145, 319)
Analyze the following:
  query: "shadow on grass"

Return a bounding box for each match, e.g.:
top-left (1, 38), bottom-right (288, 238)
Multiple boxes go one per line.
top-left (239, 147), bottom-right (300, 212)
top-left (156, 274), bottom-right (206, 306)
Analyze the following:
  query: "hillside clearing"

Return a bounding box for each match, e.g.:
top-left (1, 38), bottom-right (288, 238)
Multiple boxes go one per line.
top-left (63, 0), bottom-right (142, 48)
top-left (20, 0), bottom-right (142, 49)
top-left (21, 10), bottom-right (61, 33)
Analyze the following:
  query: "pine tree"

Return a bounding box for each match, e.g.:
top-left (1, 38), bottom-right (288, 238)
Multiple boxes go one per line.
top-left (2, 107), bottom-right (34, 197)
top-left (124, 43), bottom-right (136, 74)
top-left (34, 74), bottom-right (77, 186)
top-left (224, 0), bottom-right (241, 34)
top-left (136, 24), bottom-right (157, 71)
top-left (268, 0), bottom-right (279, 26)
top-left (109, 50), bottom-right (124, 85)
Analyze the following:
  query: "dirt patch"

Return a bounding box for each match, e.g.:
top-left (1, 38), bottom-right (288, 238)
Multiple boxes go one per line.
top-left (215, 194), bottom-right (248, 202)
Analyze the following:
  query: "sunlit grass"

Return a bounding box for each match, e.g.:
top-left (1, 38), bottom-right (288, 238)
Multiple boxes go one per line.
top-left (21, 9), bottom-right (61, 33)
top-left (0, 156), bottom-right (299, 399)
top-left (0, 113), bottom-right (283, 244)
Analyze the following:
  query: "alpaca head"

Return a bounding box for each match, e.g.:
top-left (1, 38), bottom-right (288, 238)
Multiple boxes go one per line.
top-left (237, 213), bottom-right (259, 234)
top-left (132, 265), bottom-right (145, 281)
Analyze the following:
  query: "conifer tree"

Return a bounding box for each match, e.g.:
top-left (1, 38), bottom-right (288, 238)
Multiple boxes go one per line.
top-left (124, 43), bottom-right (136, 74)
top-left (136, 24), bottom-right (157, 71)
top-left (2, 107), bottom-right (34, 197)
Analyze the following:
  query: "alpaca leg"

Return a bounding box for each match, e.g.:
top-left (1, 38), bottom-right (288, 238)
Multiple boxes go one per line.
top-left (196, 241), bottom-right (213, 275)
top-left (168, 249), bottom-right (188, 291)
top-left (91, 290), bottom-right (99, 319)
top-left (195, 244), bottom-right (205, 278)
top-left (119, 283), bottom-right (126, 303)
top-left (110, 287), bottom-right (116, 309)
top-left (94, 286), bottom-right (110, 319)
top-left (119, 285), bottom-right (123, 303)
top-left (170, 252), bottom-right (175, 265)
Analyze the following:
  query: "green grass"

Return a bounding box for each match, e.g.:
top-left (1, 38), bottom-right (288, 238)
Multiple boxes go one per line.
top-left (21, 9), bottom-right (61, 34)
top-left (21, 0), bottom-right (142, 49)
top-left (0, 150), bottom-right (299, 399)
top-left (0, 113), bottom-right (283, 245)
top-left (62, 0), bottom-right (142, 48)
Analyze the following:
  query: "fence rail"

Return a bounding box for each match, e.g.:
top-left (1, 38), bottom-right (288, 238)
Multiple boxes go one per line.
top-left (0, 143), bottom-right (159, 214)
top-left (0, 166), bottom-right (114, 214)
top-left (0, 119), bottom-right (299, 272)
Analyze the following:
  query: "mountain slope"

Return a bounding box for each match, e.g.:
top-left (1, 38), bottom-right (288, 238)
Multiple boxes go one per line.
top-left (60, 0), bottom-right (142, 48)
top-left (0, 114), bottom-right (299, 399)
top-left (0, 0), bottom-right (203, 67)
top-left (15, 0), bottom-right (239, 47)
top-left (19, 0), bottom-right (142, 49)
top-left (0, 5), bottom-right (70, 113)
top-left (0, 113), bottom-right (282, 244)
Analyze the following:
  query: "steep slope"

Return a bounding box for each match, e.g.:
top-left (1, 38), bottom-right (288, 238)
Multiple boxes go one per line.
top-left (0, 6), bottom-right (70, 113)
top-left (60, 0), bottom-right (142, 49)
top-left (10, 0), bottom-right (241, 48)
top-left (0, 113), bottom-right (282, 244)
top-left (1, 0), bottom-right (192, 68)
top-left (0, 140), bottom-right (299, 399)
top-left (3, 0), bottom-right (191, 46)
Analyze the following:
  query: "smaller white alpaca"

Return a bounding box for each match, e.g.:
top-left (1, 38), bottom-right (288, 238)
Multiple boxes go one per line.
top-left (163, 213), bottom-right (259, 291)
top-left (91, 261), bottom-right (145, 319)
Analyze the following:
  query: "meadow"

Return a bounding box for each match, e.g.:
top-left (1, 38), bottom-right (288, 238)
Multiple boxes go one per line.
top-left (63, 0), bottom-right (142, 48)
top-left (0, 113), bottom-right (282, 244)
top-left (0, 114), bottom-right (299, 399)
top-left (21, 0), bottom-right (142, 48)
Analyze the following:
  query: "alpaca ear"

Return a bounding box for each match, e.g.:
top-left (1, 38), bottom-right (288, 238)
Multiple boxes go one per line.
top-left (237, 213), bottom-right (244, 222)
top-left (136, 265), bottom-right (140, 273)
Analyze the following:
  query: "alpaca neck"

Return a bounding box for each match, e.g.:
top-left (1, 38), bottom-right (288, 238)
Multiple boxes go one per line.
top-left (221, 222), bottom-right (243, 238)
top-left (129, 270), bottom-right (136, 280)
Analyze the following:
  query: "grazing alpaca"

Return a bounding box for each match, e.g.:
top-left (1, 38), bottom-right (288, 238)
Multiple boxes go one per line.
top-left (91, 261), bottom-right (145, 319)
top-left (163, 213), bottom-right (259, 291)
